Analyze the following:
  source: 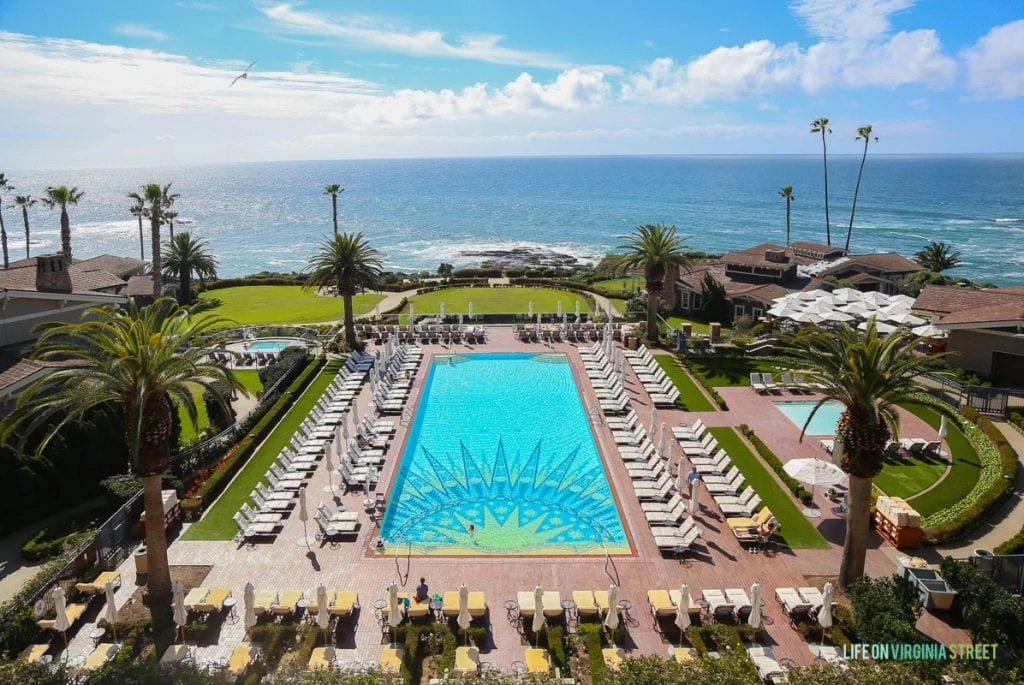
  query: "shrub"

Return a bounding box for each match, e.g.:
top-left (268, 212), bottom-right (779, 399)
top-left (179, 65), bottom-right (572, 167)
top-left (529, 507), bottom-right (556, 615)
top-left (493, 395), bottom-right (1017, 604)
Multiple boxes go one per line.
top-left (259, 347), bottom-right (309, 390)
top-left (201, 379), bottom-right (236, 433)
top-left (21, 528), bottom-right (95, 563)
top-left (0, 657), bottom-right (69, 685)
top-left (579, 623), bottom-right (607, 685)
top-left (0, 605), bottom-right (42, 659)
top-left (940, 557), bottom-right (1024, 659)
top-left (849, 575), bottom-right (923, 645)
top-left (739, 424), bottom-right (815, 505)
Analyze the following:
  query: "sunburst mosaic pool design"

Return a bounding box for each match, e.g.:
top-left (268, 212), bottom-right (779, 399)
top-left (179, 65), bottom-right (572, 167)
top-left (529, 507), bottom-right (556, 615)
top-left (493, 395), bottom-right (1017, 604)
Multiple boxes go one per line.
top-left (379, 353), bottom-right (629, 555)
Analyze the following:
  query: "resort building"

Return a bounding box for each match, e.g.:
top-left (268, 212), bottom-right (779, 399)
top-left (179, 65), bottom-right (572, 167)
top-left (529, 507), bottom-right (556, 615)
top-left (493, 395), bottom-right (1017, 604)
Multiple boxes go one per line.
top-left (915, 285), bottom-right (1024, 383)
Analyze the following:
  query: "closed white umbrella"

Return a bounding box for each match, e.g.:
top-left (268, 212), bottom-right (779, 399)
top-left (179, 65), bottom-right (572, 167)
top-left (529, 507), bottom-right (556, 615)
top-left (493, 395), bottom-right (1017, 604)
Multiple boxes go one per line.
top-left (817, 582), bottom-right (833, 647)
top-left (468, 302), bottom-right (473, 318)
top-left (528, 301), bottom-right (534, 317)
top-left (676, 456), bottom-right (687, 493)
top-left (408, 304), bottom-right (414, 323)
top-left (575, 301), bottom-right (581, 317)
top-left (674, 584), bottom-right (690, 644)
top-left (689, 476), bottom-right (699, 514)
top-left (52, 586), bottom-right (70, 647)
top-left (457, 584), bottom-right (472, 643)
top-left (604, 585), bottom-right (620, 631)
top-left (938, 414), bottom-right (948, 441)
top-left (532, 586), bottom-right (545, 634)
top-left (536, 312), bottom-right (542, 332)
top-left (562, 312), bottom-right (567, 329)
top-left (296, 487), bottom-right (313, 547)
top-left (557, 301), bottom-right (563, 317)
top-left (440, 302), bottom-right (445, 318)
top-left (352, 401), bottom-right (360, 426)
top-left (650, 407), bottom-right (658, 434)
top-left (104, 580), bottom-right (118, 643)
top-left (748, 583), bottom-right (762, 631)
top-left (387, 583), bottom-right (402, 643)
top-left (458, 314), bottom-right (463, 327)
top-left (172, 580), bottom-right (187, 643)
top-left (659, 422), bottom-right (668, 459)
top-left (244, 582), bottom-right (256, 639)
top-left (317, 584), bottom-right (331, 643)
top-left (323, 440), bottom-right (336, 494)
top-left (375, 302), bottom-right (381, 320)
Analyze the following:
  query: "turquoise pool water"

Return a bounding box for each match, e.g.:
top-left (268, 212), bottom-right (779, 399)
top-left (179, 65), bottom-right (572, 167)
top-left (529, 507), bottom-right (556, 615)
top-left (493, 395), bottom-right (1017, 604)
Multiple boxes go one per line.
top-left (774, 400), bottom-right (845, 435)
top-left (379, 353), bottom-right (629, 555)
top-left (248, 340), bottom-right (293, 353)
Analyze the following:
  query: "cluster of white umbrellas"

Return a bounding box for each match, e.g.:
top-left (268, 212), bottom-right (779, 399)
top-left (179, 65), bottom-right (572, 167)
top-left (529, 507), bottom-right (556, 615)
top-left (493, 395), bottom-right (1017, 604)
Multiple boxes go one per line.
top-left (768, 288), bottom-right (944, 337)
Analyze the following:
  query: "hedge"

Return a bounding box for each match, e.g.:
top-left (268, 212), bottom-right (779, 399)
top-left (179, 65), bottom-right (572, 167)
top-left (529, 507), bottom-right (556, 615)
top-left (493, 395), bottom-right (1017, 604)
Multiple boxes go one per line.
top-left (1008, 408), bottom-right (1024, 433)
top-left (674, 353), bottom-right (729, 410)
top-left (202, 275), bottom-right (304, 291)
top-left (920, 403), bottom-right (1018, 543)
top-left (739, 424), bottom-right (815, 505)
top-left (21, 529), bottom-right (96, 563)
top-left (579, 623), bottom-right (608, 685)
top-left (196, 355), bottom-right (324, 508)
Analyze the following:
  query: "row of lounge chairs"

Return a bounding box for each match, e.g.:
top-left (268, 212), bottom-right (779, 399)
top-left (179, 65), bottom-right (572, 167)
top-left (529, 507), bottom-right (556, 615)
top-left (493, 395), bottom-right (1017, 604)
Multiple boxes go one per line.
top-left (622, 344), bottom-right (681, 407)
top-left (367, 326), bottom-right (487, 345)
top-left (372, 345), bottom-right (422, 414)
top-left (750, 372), bottom-right (818, 394)
top-left (578, 344), bottom-right (632, 414)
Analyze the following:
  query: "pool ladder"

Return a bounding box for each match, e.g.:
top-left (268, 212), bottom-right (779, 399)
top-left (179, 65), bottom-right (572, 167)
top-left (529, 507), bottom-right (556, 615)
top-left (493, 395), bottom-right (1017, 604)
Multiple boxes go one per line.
top-left (588, 403), bottom-right (604, 426)
top-left (400, 406), bottom-right (415, 426)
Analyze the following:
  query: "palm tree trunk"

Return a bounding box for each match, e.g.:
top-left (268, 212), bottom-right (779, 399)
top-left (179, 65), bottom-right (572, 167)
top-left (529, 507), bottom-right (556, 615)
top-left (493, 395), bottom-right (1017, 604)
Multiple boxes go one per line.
top-left (645, 289), bottom-right (659, 343)
top-left (22, 207), bottom-right (31, 259)
top-left (332, 195), bottom-right (338, 234)
top-left (343, 291), bottom-right (356, 348)
top-left (138, 215), bottom-right (145, 260)
top-left (786, 200), bottom-right (791, 246)
top-left (151, 214), bottom-right (162, 298)
top-left (180, 270), bottom-right (192, 306)
top-left (845, 140), bottom-right (869, 252)
top-left (141, 473), bottom-right (173, 637)
top-left (821, 131), bottom-right (831, 245)
top-left (838, 474), bottom-right (873, 589)
top-left (0, 199), bottom-right (7, 268)
top-left (60, 208), bottom-right (72, 263)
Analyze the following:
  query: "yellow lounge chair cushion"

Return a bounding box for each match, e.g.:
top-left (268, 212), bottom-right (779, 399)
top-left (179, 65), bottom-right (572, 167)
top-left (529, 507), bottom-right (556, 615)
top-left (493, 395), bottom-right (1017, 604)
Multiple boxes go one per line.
top-left (184, 587), bottom-right (209, 611)
top-left (228, 644), bottom-right (255, 677)
top-left (647, 590), bottom-right (674, 616)
top-left (594, 591), bottom-right (611, 610)
top-left (19, 644), bottom-right (49, 663)
top-left (668, 590), bottom-right (702, 614)
top-left (38, 603), bottom-right (88, 630)
top-left (253, 591), bottom-right (277, 614)
top-left (573, 591), bottom-right (599, 615)
top-left (728, 509), bottom-right (773, 530)
top-left (525, 648), bottom-right (551, 673)
top-left (379, 647), bottom-right (403, 672)
top-left (84, 643), bottom-right (119, 671)
top-left (673, 647), bottom-right (697, 662)
top-left (271, 590), bottom-right (303, 614)
top-left (306, 590), bottom-right (336, 614)
top-left (441, 590), bottom-right (487, 617)
top-left (308, 647), bottom-right (336, 669)
top-left (197, 587), bottom-right (232, 613)
top-left (602, 647), bottom-right (625, 669)
top-left (330, 591), bottom-right (358, 615)
top-left (75, 571), bottom-right (121, 595)
top-left (454, 647), bottom-right (479, 674)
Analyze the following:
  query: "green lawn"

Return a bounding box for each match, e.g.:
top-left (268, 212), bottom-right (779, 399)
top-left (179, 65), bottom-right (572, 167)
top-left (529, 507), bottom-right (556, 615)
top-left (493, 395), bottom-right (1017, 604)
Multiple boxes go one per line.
top-left (687, 357), bottom-right (781, 388)
top-left (408, 287), bottom-right (593, 315)
top-left (665, 316), bottom-right (715, 336)
top-left (593, 277), bottom-right (642, 294)
top-left (874, 453), bottom-right (948, 500)
top-left (199, 286), bottom-right (385, 326)
top-left (183, 361), bottom-right (341, 540)
top-left (609, 298), bottom-right (629, 316)
top-left (709, 427), bottom-right (830, 549)
top-left (176, 383), bottom-right (210, 447)
top-left (901, 405), bottom-right (981, 516)
top-left (233, 370), bottom-right (264, 398)
top-left (653, 356), bottom-right (716, 412)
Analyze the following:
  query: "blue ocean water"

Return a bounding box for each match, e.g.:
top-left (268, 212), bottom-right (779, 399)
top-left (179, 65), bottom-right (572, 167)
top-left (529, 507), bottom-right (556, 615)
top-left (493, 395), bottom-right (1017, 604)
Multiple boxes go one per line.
top-left (5, 155), bottom-right (1024, 284)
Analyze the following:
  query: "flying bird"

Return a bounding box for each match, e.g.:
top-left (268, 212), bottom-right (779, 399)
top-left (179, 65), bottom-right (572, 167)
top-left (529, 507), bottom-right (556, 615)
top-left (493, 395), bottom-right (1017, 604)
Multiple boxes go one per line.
top-left (229, 61), bottom-right (257, 87)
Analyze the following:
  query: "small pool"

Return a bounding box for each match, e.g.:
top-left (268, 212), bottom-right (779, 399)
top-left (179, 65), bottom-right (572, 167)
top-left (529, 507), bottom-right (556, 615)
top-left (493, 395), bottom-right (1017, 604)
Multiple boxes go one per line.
top-left (773, 400), bottom-right (845, 435)
top-left (248, 339), bottom-right (294, 353)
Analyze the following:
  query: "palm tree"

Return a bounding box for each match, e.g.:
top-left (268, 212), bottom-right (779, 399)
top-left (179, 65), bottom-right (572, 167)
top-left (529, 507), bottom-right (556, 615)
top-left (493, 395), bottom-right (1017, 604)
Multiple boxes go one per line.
top-left (323, 184), bottom-right (344, 234)
top-left (914, 241), bottom-right (962, 273)
top-left (11, 195), bottom-right (38, 259)
top-left (616, 224), bottom-right (693, 344)
top-left (845, 125), bottom-right (878, 252)
top-left (163, 232), bottom-right (218, 305)
top-left (1, 298), bottom-right (247, 636)
top-left (0, 173), bottom-right (11, 268)
top-left (42, 186), bottom-right (85, 263)
top-left (164, 210), bottom-right (179, 238)
top-left (128, 192), bottom-right (146, 260)
top-left (781, 321), bottom-right (951, 588)
top-left (140, 183), bottom-right (167, 298)
top-left (304, 232), bottom-right (383, 348)
top-left (810, 118), bottom-right (832, 245)
top-left (778, 186), bottom-right (795, 245)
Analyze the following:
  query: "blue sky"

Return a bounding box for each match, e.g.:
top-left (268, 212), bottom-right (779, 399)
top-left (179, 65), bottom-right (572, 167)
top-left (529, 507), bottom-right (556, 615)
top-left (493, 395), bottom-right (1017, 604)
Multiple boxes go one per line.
top-left (1, 0), bottom-right (1022, 167)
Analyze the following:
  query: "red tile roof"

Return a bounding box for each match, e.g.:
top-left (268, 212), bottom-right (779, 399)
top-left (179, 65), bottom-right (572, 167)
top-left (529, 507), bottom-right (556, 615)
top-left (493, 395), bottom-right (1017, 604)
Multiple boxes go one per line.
top-left (0, 263), bottom-right (126, 294)
top-left (939, 302), bottom-right (1024, 326)
top-left (914, 285), bottom-right (1024, 315)
top-left (831, 253), bottom-right (923, 274)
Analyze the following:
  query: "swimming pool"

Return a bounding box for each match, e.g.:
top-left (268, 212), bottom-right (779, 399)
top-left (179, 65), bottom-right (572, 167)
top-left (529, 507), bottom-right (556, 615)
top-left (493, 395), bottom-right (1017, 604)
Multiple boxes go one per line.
top-left (247, 339), bottom-right (295, 353)
top-left (773, 400), bottom-right (845, 435)
top-left (379, 353), bottom-right (629, 555)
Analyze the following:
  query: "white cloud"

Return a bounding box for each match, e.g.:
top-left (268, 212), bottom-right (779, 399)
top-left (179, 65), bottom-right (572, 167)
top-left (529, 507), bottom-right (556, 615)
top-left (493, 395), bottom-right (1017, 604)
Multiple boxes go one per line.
top-left (801, 30), bottom-right (955, 92)
top-left (791, 0), bottom-right (916, 41)
top-left (260, 3), bottom-right (621, 73)
top-left (113, 23), bottom-right (169, 41)
top-left (962, 20), bottom-right (1024, 100)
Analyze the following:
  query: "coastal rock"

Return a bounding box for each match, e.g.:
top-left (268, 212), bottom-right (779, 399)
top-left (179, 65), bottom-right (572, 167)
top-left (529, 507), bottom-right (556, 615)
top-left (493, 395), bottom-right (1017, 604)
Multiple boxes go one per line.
top-left (460, 247), bottom-right (580, 268)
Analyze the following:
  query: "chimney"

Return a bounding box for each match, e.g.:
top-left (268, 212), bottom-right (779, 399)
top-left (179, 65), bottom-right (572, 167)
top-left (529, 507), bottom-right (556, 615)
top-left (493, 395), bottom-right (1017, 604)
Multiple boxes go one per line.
top-left (764, 249), bottom-right (788, 264)
top-left (35, 254), bottom-right (73, 294)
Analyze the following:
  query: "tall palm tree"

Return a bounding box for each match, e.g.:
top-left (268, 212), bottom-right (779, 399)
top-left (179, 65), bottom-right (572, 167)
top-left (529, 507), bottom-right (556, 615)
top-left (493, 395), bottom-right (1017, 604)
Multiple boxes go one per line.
top-left (141, 183), bottom-right (167, 298)
top-left (914, 241), bottom-right (962, 273)
top-left (323, 184), bottom-right (344, 234)
top-left (164, 210), bottom-right (179, 238)
top-left (0, 173), bottom-right (11, 268)
top-left (42, 185), bottom-right (85, 263)
top-left (128, 192), bottom-right (146, 260)
top-left (810, 117), bottom-right (832, 245)
top-left (305, 232), bottom-right (383, 348)
top-left (11, 195), bottom-right (38, 259)
top-left (778, 186), bottom-right (795, 245)
top-left (616, 224), bottom-right (693, 344)
top-left (781, 321), bottom-right (951, 588)
top-left (163, 232), bottom-right (218, 305)
top-left (845, 125), bottom-right (878, 252)
top-left (1, 298), bottom-right (247, 636)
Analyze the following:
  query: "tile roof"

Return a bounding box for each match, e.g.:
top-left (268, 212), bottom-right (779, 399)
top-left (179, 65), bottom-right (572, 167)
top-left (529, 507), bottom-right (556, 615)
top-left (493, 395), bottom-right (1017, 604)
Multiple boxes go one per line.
top-left (0, 358), bottom-right (81, 394)
top-left (0, 263), bottom-right (126, 295)
top-left (939, 302), bottom-right (1024, 326)
top-left (914, 285), bottom-right (1024, 315)
top-left (677, 263), bottom-right (810, 303)
top-left (75, 254), bottom-right (147, 279)
top-left (832, 253), bottom-right (923, 273)
top-left (125, 275), bottom-right (154, 297)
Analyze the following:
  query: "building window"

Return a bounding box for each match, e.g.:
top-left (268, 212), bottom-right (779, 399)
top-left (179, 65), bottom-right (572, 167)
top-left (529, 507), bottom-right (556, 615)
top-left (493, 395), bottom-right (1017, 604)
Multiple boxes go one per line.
top-left (734, 304), bottom-right (746, 318)
top-left (679, 291), bottom-right (690, 310)
top-left (752, 307), bottom-right (763, 319)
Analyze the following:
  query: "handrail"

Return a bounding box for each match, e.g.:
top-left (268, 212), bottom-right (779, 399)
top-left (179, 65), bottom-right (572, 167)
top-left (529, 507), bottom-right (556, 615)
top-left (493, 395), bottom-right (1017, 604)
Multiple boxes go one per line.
top-left (400, 406), bottom-right (415, 426)
top-left (588, 403), bottom-right (604, 426)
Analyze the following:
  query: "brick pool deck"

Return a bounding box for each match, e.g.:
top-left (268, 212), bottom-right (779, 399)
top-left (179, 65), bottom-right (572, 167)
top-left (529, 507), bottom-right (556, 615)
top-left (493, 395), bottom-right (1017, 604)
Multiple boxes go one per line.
top-left (70, 328), bottom-right (967, 672)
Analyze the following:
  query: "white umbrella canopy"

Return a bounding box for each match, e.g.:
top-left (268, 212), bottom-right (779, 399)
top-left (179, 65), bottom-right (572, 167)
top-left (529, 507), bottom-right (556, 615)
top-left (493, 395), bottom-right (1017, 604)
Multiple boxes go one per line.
top-left (857, 320), bottom-right (897, 334)
top-left (532, 586), bottom-right (545, 634)
top-left (769, 304), bottom-right (806, 319)
top-left (890, 294), bottom-right (916, 306)
top-left (604, 585), bottom-right (620, 631)
top-left (748, 583), bottom-right (762, 631)
top-left (791, 311), bottom-right (824, 324)
top-left (104, 580), bottom-right (118, 642)
top-left (862, 291), bottom-right (891, 306)
top-left (783, 458), bottom-right (847, 487)
top-left (821, 310), bottom-right (855, 323)
top-left (244, 582), bottom-right (257, 638)
top-left (172, 580), bottom-right (187, 641)
top-left (674, 584), bottom-right (691, 640)
top-left (911, 323), bottom-right (947, 339)
top-left (836, 301), bottom-right (871, 317)
top-left (794, 290), bottom-right (821, 301)
top-left (457, 584), bottom-right (472, 633)
top-left (805, 301), bottom-right (834, 316)
top-left (831, 287), bottom-right (863, 302)
top-left (388, 583), bottom-right (403, 629)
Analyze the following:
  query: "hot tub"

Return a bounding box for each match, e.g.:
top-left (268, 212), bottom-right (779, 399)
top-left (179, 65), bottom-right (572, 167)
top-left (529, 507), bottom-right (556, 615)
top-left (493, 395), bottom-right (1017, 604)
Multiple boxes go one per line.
top-left (903, 566), bottom-right (957, 611)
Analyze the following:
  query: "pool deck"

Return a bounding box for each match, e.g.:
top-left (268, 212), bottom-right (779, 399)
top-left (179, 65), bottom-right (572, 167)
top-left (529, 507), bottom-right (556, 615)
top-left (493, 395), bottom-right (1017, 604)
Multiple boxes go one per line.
top-left (78, 328), bottom-right (965, 673)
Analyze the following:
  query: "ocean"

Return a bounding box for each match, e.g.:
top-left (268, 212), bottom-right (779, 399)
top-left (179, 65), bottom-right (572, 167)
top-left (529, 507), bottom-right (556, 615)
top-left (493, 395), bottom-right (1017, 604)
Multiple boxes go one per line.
top-left (4, 155), bottom-right (1023, 284)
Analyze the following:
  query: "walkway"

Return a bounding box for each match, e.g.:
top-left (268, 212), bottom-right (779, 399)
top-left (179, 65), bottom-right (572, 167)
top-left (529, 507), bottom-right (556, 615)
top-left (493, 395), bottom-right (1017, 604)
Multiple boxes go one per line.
top-left (356, 286), bottom-right (622, 319)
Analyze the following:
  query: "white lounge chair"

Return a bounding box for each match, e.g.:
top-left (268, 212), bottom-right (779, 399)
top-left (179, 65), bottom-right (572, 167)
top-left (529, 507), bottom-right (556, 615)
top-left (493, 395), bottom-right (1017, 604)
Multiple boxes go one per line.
top-left (750, 373), bottom-right (768, 393)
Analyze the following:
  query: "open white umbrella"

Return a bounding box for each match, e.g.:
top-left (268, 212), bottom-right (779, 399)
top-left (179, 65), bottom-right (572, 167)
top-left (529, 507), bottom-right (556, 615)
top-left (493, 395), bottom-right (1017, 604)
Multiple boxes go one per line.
top-left (748, 583), bottom-right (762, 631)
top-left (557, 301), bottom-right (563, 317)
top-left (457, 584), bottom-right (472, 644)
top-left (822, 310), bottom-right (854, 323)
top-left (604, 585), bottom-right (620, 631)
top-left (244, 582), bottom-right (256, 639)
top-left (862, 291), bottom-right (891, 306)
top-left (784, 458), bottom-right (847, 518)
top-left (52, 586), bottom-right (70, 647)
top-left (911, 323), bottom-right (946, 339)
top-left (296, 487), bottom-right (313, 547)
top-left (172, 580), bottom-right (187, 643)
top-left (659, 422), bottom-right (668, 459)
top-left (817, 582), bottom-right (833, 647)
top-left (532, 586), bottom-right (545, 635)
top-left (468, 302), bottom-right (473, 318)
top-left (792, 310), bottom-right (824, 324)
top-left (831, 287), bottom-right (863, 302)
top-left (317, 584), bottom-right (331, 644)
top-left (104, 580), bottom-right (118, 643)
top-left (881, 311), bottom-right (925, 326)
top-left (674, 584), bottom-right (690, 645)
top-left (528, 301), bottom-right (534, 317)
top-left (857, 320), bottom-right (897, 334)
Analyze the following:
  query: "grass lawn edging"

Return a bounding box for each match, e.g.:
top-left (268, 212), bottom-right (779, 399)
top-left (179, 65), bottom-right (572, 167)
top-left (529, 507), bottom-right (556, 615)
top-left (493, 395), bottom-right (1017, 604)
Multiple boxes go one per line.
top-left (738, 424), bottom-right (814, 506)
top-left (708, 427), bottom-right (829, 549)
top-left (653, 355), bottom-right (716, 412)
top-left (674, 352), bottom-right (729, 410)
top-left (995, 418), bottom-right (1024, 554)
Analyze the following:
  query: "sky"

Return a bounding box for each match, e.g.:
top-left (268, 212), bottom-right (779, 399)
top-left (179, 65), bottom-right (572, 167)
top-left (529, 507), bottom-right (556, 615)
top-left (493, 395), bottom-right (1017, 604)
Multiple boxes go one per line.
top-left (1, 0), bottom-right (1023, 168)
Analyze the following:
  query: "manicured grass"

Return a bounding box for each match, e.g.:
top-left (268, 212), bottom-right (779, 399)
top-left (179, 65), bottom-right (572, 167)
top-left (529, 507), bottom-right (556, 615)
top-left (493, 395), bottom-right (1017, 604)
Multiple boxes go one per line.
top-left (182, 361), bottom-right (341, 540)
top-left (709, 427), bottom-right (830, 549)
top-left (874, 453), bottom-right (948, 500)
top-left (408, 287), bottom-right (593, 315)
top-left (608, 298), bottom-right (629, 316)
top-left (901, 404), bottom-right (981, 516)
top-left (199, 285), bottom-right (385, 326)
top-left (233, 370), bottom-right (264, 398)
top-left (176, 383), bottom-right (210, 447)
top-left (593, 277), bottom-right (642, 294)
top-left (687, 357), bottom-right (781, 388)
top-left (665, 316), bottom-right (714, 336)
top-left (653, 355), bottom-right (716, 412)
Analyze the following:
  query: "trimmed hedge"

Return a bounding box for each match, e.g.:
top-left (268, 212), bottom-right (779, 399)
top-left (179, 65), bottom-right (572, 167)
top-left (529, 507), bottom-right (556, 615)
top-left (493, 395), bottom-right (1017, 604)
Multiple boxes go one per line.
top-left (21, 529), bottom-right (95, 563)
top-left (739, 424), bottom-right (815, 505)
top-left (202, 275), bottom-right (304, 291)
top-left (196, 355), bottom-right (324, 508)
top-left (1008, 408), bottom-right (1024, 434)
top-left (579, 623), bottom-right (608, 685)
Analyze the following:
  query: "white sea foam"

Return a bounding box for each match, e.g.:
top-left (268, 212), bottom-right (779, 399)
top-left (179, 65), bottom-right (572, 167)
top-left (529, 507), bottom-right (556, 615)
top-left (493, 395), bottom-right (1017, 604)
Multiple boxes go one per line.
top-left (994, 218), bottom-right (1020, 223)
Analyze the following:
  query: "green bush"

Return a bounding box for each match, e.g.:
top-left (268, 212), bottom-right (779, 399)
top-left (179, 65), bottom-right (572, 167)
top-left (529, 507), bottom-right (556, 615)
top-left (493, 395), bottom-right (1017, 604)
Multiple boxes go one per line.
top-left (849, 575), bottom-right (923, 645)
top-left (940, 557), bottom-right (1024, 659)
top-left (579, 623), bottom-right (608, 685)
top-left (0, 656), bottom-right (69, 685)
top-left (259, 347), bottom-right (310, 390)
top-left (739, 424), bottom-right (815, 505)
top-left (1008, 408), bottom-right (1024, 433)
top-left (0, 605), bottom-right (42, 659)
top-left (20, 526), bottom-right (95, 563)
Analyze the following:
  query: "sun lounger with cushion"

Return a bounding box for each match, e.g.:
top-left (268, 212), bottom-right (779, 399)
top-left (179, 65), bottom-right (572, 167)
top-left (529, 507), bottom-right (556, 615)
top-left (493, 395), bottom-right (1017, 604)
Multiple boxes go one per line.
top-left (19, 644), bottom-right (50, 663)
top-left (38, 602), bottom-right (88, 631)
top-left (380, 647), bottom-right (404, 673)
top-left (702, 589), bottom-right (735, 621)
top-left (253, 590), bottom-right (277, 615)
top-left (271, 590), bottom-right (303, 616)
top-left (750, 373), bottom-right (768, 393)
top-left (668, 589), bottom-right (703, 614)
top-left (75, 571), bottom-right (122, 595)
top-left (227, 644), bottom-right (258, 678)
top-left (646, 589), bottom-right (675, 617)
top-left (748, 646), bottom-right (789, 684)
top-left (81, 643), bottom-right (119, 672)
top-left (329, 591), bottom-right (359, 616)
top-left (184, 587), bottom-right (209, 612)
top-left (602, 647), bottom-right (625, 670)
top-left (454, 646), bottom-right (480, 675)
top-left (440, 590), bottom-right (486, 617)
top-left (308, 647), bottom-right (336, 670)
top-left (196, 587), bottom-right (232, 614)
top-left (775, 587), bottom-right (811, 617)
top-left (572, 590), bottom-right (599, 618)
top-left (525, 648), bottom-right (551, 674)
